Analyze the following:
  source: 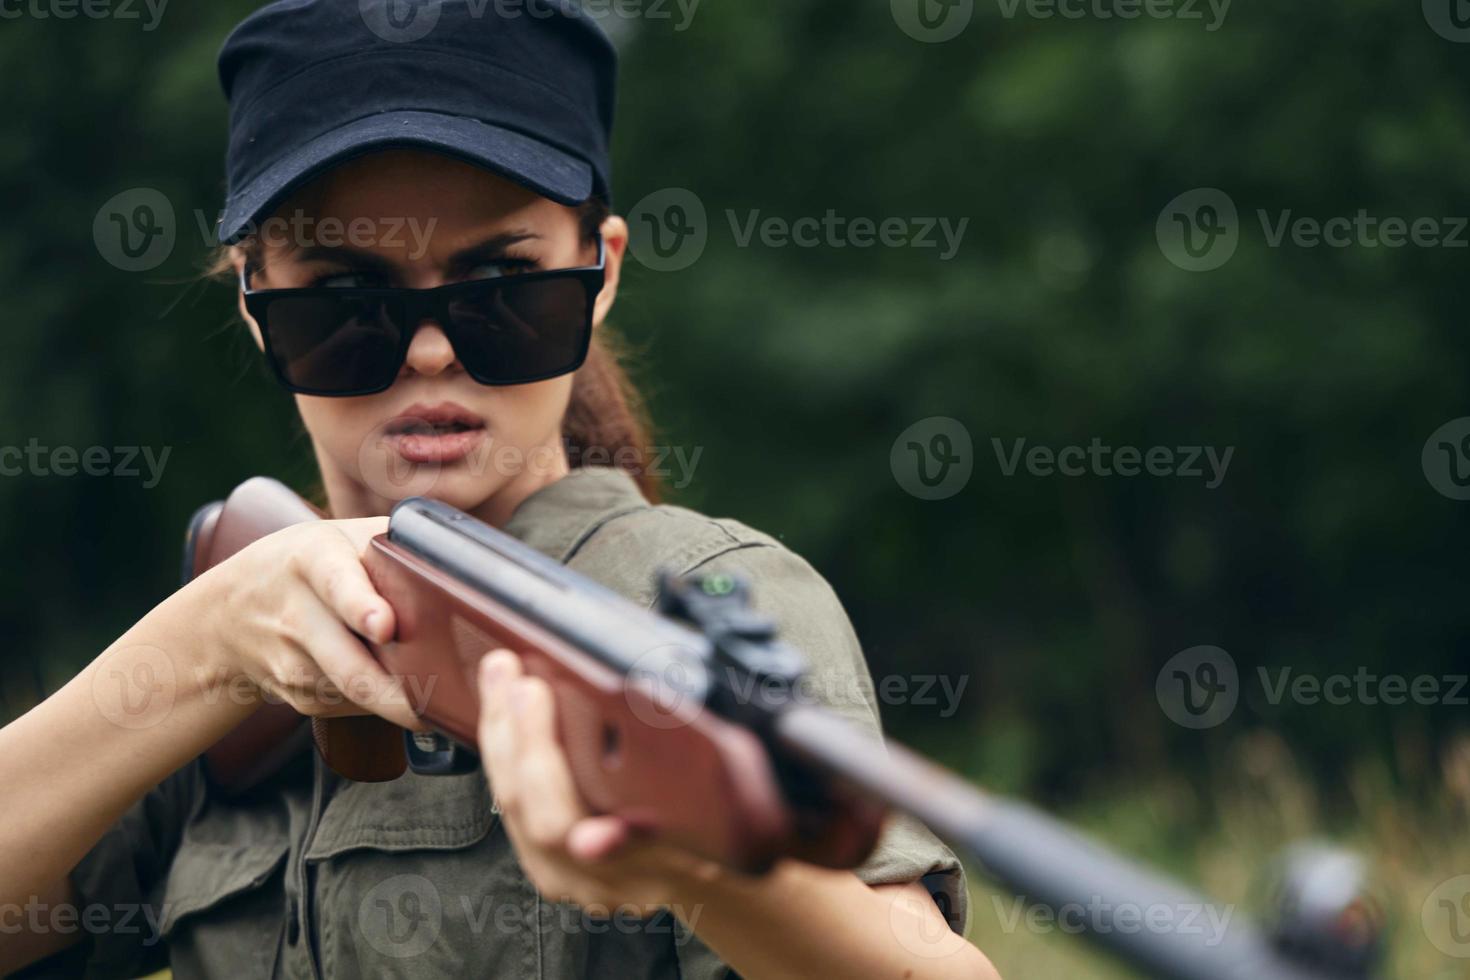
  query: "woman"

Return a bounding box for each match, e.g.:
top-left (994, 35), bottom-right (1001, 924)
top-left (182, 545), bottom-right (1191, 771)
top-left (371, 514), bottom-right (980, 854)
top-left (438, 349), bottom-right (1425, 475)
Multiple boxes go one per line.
top-left (0, 1), bottom-right (997, 977)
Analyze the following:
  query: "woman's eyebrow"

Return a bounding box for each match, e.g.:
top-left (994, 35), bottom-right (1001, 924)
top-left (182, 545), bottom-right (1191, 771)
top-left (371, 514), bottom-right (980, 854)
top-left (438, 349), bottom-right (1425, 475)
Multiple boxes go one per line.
top-left (289, 243), bottom-right (399, 274)
top-left (282, 231), bottom-right (543, 276)
top-left (448, 231), bottom-right (543, 269)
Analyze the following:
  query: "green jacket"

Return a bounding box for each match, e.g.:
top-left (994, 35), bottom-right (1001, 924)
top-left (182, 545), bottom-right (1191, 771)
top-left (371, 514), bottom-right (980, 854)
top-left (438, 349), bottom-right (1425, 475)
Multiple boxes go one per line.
top-left (69, 467), bottom-right (967, 979)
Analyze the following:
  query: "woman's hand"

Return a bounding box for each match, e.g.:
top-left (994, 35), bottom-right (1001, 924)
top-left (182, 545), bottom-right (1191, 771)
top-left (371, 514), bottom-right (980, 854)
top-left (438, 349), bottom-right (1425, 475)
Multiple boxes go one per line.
top-left (194, 518), bottom-right (420, 730)
top-left (475, 649), bottom-right (713, 915)
top-left (473, 650), bottom-right (999, 980)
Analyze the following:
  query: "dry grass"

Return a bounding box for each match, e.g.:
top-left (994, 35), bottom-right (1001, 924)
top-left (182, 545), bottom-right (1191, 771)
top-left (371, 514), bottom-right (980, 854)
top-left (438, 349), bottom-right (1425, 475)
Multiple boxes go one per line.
top-left (962, 732), bottom-right (1470, 979)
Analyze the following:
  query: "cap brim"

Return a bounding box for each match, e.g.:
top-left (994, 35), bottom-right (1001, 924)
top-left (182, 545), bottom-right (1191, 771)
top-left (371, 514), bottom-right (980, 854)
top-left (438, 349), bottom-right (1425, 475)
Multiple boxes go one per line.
top-left (217, 110), bottom-right (594, 244)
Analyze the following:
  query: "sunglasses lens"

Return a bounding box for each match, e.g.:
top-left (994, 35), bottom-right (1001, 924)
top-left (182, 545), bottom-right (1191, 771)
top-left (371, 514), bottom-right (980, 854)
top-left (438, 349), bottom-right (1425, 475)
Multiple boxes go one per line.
top-left (264, 295), bottom-right (404, 394)
top-left (446, 276), bottom-right (593, 384)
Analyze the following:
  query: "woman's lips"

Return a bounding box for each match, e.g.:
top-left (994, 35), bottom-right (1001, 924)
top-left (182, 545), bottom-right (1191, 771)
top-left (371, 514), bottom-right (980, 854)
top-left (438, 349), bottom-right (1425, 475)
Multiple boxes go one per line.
top-left (381, 402), bottom-right (487, 465)
top-left (384, 426), bottom-right (487, 464)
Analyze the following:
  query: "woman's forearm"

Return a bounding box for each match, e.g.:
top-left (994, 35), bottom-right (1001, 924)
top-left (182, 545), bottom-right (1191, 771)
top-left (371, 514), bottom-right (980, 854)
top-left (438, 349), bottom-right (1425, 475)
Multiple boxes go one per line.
top-left (672, 860), bottom-right (999, 980)
top-left (0, 571), bottom-right (253, 909)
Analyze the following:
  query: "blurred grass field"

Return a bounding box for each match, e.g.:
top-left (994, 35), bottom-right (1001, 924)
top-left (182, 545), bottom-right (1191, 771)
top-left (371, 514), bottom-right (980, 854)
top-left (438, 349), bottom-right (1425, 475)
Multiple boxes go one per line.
top-left (963, 732), bottom-right (1470, 978)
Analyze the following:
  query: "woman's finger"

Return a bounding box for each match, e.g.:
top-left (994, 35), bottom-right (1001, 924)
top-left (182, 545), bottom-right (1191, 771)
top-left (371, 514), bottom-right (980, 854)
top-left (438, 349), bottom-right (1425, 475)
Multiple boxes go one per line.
top-left (287, 595), bottom-right (419, 729)
top-left (504, 676), bottom-right (589, 846)
top-left (565, 816), bottom-right (633, 862)
top-left (478, 650), bottom-right (525, 805)
top-left (293, 524), bottom-right (395, 644)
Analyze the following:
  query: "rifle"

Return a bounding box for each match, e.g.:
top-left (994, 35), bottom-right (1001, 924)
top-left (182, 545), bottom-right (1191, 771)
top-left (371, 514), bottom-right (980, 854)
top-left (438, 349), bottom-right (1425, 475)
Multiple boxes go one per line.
top-left (185, 477), bottom-right (1383, 980)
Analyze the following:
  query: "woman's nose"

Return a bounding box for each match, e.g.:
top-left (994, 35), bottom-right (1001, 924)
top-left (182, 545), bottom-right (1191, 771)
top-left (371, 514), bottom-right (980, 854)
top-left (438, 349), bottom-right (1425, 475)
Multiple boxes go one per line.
top-left (402, 321), bottom-right (458, 378)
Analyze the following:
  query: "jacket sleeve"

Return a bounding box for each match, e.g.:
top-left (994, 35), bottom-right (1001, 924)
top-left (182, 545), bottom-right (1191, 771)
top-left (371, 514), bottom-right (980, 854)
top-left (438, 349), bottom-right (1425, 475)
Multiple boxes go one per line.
top-left (64, 760), bottom-right (203, 980)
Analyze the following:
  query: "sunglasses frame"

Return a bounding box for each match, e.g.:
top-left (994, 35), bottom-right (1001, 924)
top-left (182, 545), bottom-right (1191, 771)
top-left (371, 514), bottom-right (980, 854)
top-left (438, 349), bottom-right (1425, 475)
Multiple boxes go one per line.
top-left (240, 235), bottom-right (606, 397)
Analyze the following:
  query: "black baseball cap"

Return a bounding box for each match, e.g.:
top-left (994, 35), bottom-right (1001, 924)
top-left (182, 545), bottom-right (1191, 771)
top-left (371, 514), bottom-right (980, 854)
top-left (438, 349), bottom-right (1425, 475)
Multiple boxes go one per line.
top-left (216, 0), bottom-right (617, 245)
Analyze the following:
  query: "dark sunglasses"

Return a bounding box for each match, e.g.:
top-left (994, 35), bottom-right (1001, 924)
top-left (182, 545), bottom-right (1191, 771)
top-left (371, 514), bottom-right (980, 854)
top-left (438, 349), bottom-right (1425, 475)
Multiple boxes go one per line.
top-left (240, 237), bottom-right (605, 397)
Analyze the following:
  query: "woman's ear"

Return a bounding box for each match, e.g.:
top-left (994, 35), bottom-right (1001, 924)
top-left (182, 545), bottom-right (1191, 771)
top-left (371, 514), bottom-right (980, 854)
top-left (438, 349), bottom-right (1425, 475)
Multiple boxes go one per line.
top-left (591, 214), bottom-right (629, 329)
top-left (230, 247), bottom-right (267, 352)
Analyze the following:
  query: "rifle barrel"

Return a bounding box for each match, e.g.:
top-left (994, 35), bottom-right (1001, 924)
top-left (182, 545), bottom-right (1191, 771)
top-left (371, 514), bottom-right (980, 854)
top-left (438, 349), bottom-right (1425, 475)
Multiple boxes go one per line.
top-left (774, 705), bottom-right (1338, 980)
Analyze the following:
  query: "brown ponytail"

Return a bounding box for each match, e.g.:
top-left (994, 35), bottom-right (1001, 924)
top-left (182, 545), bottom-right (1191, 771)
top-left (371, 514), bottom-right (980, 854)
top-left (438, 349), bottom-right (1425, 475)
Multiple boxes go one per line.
top-left (566, 197), bottom-right (663, 502)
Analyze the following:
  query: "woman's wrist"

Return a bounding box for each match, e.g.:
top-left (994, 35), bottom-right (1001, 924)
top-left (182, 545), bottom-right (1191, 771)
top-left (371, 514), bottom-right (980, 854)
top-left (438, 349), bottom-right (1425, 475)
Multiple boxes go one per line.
top-left (143, 566), bottom-right (260, 712)
top-left (657, 852), bottom-right (733, 913)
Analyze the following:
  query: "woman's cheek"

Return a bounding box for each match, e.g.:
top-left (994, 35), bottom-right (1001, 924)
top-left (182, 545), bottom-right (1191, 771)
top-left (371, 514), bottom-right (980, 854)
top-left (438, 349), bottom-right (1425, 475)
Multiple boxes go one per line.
top-left (293, 395), bottom-right (400, 492)
top-left (486, 377), bottom-right (574, 450)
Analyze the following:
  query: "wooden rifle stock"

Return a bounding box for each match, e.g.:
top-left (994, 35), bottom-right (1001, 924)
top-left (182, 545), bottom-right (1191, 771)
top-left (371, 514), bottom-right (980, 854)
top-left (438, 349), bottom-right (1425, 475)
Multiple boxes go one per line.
top-left (185, 478), bottom-right (406, 792)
